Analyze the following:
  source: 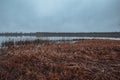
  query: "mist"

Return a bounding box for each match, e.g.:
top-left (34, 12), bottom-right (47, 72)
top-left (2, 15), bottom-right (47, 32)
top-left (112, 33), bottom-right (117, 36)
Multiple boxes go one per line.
top-left (0, 0), bottom-right (120, 32)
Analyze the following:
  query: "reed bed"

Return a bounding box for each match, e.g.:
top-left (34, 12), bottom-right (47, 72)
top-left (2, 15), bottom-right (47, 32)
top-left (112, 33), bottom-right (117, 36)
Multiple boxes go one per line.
top-left (0, 39), bottom-right (120, 80)
top-left (1, 39), bottom-right (53, 48)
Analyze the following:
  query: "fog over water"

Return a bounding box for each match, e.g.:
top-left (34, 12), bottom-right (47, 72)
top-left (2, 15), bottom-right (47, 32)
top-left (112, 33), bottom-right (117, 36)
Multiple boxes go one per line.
top-left (0, 0), bottom-right (120, 32)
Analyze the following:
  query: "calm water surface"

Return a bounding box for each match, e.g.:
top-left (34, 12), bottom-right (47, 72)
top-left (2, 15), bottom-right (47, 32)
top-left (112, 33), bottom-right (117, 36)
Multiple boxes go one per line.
top-left (0, 36), bottom-right (120, 47)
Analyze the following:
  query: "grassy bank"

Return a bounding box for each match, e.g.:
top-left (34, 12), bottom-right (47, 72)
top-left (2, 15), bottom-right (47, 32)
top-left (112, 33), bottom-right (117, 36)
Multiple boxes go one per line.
top-left (0, 39), bottom-right (120, 80)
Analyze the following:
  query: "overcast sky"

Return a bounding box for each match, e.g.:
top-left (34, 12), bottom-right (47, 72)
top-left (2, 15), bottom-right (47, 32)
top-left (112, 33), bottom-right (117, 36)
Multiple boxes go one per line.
top-left (0, 0), bottom-right (120, 32)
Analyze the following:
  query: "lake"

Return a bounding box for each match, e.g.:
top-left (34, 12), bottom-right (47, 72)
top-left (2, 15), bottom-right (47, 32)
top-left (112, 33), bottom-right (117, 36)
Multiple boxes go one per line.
top-left (0, 36), bottom-right (120, 43)
top-left (0, 36), bottom-right (120, 48)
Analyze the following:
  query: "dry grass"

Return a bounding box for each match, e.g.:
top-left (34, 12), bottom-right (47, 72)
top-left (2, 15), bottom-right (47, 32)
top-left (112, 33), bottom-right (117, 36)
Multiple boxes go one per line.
top-left (0, 39), bottom-right (120, 80)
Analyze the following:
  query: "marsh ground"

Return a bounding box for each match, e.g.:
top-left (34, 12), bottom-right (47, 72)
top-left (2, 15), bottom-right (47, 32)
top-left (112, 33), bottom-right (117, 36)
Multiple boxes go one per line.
top-left (0, 39), bottom-right (120, 80)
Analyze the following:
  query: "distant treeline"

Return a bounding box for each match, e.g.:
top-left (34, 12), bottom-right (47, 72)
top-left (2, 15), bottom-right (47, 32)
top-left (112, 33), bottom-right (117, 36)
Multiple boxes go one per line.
top-left (0, 32), bottom-right (120, 38)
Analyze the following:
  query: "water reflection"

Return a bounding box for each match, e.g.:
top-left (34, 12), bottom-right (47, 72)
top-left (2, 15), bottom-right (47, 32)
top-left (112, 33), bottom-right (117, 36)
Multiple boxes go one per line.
top-left (0, 36), bottom-right (120, 46)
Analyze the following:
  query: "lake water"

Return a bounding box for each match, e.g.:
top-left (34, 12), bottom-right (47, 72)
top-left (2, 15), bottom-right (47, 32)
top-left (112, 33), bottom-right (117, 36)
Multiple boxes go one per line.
top-left (0, 36), bottom-right (120, 47)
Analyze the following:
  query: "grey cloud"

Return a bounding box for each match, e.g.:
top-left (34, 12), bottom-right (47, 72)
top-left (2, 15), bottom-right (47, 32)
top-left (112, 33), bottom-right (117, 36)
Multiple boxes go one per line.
top-left (0, 0), bottom-right (120, 32)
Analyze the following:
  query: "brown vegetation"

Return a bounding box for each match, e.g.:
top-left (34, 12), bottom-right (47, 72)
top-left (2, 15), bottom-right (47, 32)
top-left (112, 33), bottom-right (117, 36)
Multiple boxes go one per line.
top-left (1, 39), bottom-right (53, 48)
top-left (0, 39), bottom-right (120, 80)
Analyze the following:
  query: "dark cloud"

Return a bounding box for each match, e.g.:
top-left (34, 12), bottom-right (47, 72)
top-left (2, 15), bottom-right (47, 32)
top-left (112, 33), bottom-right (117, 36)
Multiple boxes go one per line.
top-left (0, 0), bottom-right (120, 32)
